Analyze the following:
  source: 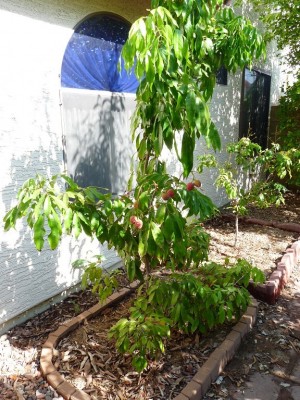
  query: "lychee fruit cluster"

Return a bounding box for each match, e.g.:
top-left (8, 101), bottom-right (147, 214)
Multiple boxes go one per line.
top-left (186, 179), bottom-right (201, 191)
top-left (130, 215), bottom-right (143, 229)
top-left (161, 188), bottom-right (176, 201)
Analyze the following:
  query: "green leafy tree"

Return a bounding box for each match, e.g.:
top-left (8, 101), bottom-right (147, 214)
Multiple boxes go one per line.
top-left (4, 0), bottom-right (266, 371)
top-left (198, 137), bottom-right (300, 246)
top-left (124, 0), bottom-right (265, 178)
top-left (238, 0), bottom-right (299, 68)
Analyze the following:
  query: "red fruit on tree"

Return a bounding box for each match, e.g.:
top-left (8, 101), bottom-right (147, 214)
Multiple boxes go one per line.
top-left (162, 192), bottom-right (169, 201)
top-left (130, 215), bottom-right (137, 224)
top-left (134, 218), bottom-right (143, 230)
top-left (166, 188), bottom-right (175, 198)
top-left (186, 182), bottom-right (195, 191)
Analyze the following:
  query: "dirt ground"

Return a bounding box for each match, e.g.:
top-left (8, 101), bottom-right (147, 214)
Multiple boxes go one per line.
top-left (0, 192), bottom-right (299, 399)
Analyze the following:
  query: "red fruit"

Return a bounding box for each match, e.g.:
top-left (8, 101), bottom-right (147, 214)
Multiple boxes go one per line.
top-left (166, 188), bottom-right (175, 198)
top-left (134, 218), bottom-right (143, 230)
top-left (186, 182), bottom-right (195, 191)
top-left (130, 215), bottom-right (137, 224)
top-left (133, 201), bottom-right (139, 209)
top-left (193, 179), bottom-right (201, 188)
top-left (162, 192), bottom-right (169, 201)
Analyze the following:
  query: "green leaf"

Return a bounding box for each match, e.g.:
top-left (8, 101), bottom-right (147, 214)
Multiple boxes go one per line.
top-left (33, 214), bottom-right (46, 251)
top-left (150, 222), bottom-right (165, 247)
top-left (172, 213), bottom-right (185, 237)
top-left (47, 210), bottom-right (62, 250)
top-left (170, 290), bottom-right (180, 306)
top-left (132, 355), bottom-right (148, 373)
top-left (157, 52), bottom-right (164, 75)
top-left (156, 204), bottom-right (166, 224)
top-left (139, 191), bottom-right (150, 210)
top-left (162, 122), bottom-right (174, 150)
top-left (138, 18), bottom-right (147, 38)
top-left (146, 58), bottom-right (156, 84)
top-left (218, 307), bottom-right (226, 324)
top-left (173, 303), bottom-right (182, 322)
top-left (185, 92), bottom-right (196, 127)
top-left (43, 195), bottom-right (52, 216)
top-left (161, 215), bottom-right (175, 241)
top-left (72, 212), bottom-right (82, 239)
top-left (181, 132), bottom-right (194, 177)
top-left (153, 127), bottom-right (163, 156)
top-left (49, 194), bottom-right (67, 211)
top-left (64, 208), bottom-right (73, 233)
top-left (137, 138), bottom-right (147, 159)
top-left (206, 122), bottom-right (221, 150)
top-left (174, 29), bottom-right (183, 59)
top-left (138, 239), bottom-right (146, 257)
top-left (61, 174), bottom-right (78, 190)
top-left (33, 193), bottom-right (46, 221)
top-left (126, 260), bottom-right (136, 282)
top-left (3, 207), bottom-right (18, 231)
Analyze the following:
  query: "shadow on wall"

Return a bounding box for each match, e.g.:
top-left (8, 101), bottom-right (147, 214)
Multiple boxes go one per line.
top-left (192, 77), bottom-right (243, 207)
top-left (1, 88), bottom-right (135, 331)
top-left (211, 82), bottom-right (242, 145)
top-left (61, 90), bottom-right (136, 195)
top-left (0, 149), bottom-right (82, 332)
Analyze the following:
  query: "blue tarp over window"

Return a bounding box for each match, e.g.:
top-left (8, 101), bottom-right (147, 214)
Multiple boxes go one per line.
top-left (61, 14), bottom-right (139, 93)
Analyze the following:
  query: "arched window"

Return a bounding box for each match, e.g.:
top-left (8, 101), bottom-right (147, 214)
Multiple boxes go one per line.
top-left (61, 14), bottom-right (138, 93)
top-left (60, 14), bottom-right (138, 194)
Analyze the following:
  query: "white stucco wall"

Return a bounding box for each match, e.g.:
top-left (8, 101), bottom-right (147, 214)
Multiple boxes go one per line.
top-left (0, 0), bottom-right (286, 333)
top-left (0, 0), bottom-right (150, 334)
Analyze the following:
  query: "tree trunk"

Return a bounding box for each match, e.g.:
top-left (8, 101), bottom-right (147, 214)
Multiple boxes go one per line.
top-left (234, 214), bottom-right (239, 247)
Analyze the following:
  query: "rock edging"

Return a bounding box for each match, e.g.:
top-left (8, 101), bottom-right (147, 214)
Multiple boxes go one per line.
top-left (222, 214), bottom-right (300, 234)
top-left (172, 299), bottom-right (258, 400)
top-left (248, 238), bottom-right (300, 304)
top-left (40, 282), bottom-right (139, 400)
top-left (221, 214), bottom-right (300, 305)
top-left (40, 285), bottom-right (258, 400)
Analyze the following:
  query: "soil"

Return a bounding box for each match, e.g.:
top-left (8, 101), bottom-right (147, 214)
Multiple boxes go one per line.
top-left (0, 192), bottom-right (299, 400)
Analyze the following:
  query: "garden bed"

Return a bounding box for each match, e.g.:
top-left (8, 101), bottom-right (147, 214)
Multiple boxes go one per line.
top-left (50, 194), bottom-right (299, 399)
top-left (1, 192), bottom-right (299, 399)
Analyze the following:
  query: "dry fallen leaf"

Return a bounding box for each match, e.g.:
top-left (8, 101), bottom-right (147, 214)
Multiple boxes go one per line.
top-left (80, 355), bottom-right (89, 371)
top-left (84, 359), bottom-right (91, 375)
top-left (88, 351), bottom-right (98, 373)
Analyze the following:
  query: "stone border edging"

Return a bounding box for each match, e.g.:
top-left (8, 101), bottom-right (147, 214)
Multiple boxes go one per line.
top-left (172, 298), bottom-right (258, 400)
top-left (248, 238), bottom-right (300, 305)
top-left (40, 284), bottom-right (259, 400)
top-left (40, 282), bottom-right (140, 400)
top-left (222, 214), bottom-right (300, 234)
top-left (221, 215), bottom-right (300, 305)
